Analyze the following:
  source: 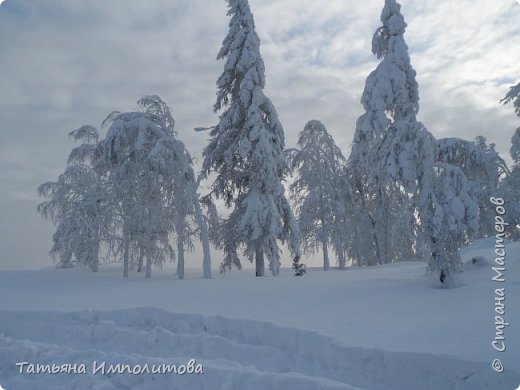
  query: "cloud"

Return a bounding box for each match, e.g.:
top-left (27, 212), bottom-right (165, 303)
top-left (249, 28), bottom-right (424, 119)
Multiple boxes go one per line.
top-left (0, 0), bottom-right (519, 269)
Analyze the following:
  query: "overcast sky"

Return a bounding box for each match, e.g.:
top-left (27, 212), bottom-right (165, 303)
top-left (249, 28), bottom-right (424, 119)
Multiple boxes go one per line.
top-left (1, 0), bottom-right (519, 271)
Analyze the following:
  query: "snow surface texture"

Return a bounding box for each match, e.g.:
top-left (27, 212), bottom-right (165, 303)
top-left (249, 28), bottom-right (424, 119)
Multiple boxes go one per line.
top-left (1, 308), bottom-right (517, 390)
top-left (0, 239), bottom-right (519, 389)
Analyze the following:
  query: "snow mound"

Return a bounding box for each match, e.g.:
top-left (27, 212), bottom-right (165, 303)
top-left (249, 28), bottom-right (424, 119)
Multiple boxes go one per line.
top-left (0, 308), bottom-right (518, 390)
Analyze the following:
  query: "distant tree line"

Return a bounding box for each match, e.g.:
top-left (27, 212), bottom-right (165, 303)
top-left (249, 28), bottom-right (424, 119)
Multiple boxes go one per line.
top-left (38, 0), bottom-right (520, 287)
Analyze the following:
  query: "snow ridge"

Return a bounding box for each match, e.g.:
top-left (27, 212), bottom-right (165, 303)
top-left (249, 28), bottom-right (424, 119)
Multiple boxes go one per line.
top-left (1, 308), bottom-right (518, 390)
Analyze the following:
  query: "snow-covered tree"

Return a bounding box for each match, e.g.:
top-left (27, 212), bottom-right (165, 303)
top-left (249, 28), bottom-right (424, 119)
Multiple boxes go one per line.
top-left (96, 109), bottom-right (174, 278)
top-left (437, 137), bottom-right (508, 238)
top-left (191, 180), bottom-right (214, 279)
top-left (38, 96), bottom-right (213, 279)
top-left (202, 0), bottom-right (300, 276)
top-left (428, 164), bottom-right (478, 285)
top-left (510, 127), bottom-right (520, 165)
top-left (37, 126), bottom-right (108, 272)
top-left (328, 164), bottom-right (353, 269)
top-left (288, 120), bottom-right (351, 270)
top-left (96, 95), bottom-right (212, 279)
top-left (138, 96), bottom-right (212, 279)
top-left (501, 82), bottom-right (520, 117)
top-left (500, 82), bottom-right (520, 239)
top-left (501, 132), bottom-right (520, 239)
top-left (348, 0), bottom-right (436, 266)
top-left (292, 255), bottom-right (306, 276)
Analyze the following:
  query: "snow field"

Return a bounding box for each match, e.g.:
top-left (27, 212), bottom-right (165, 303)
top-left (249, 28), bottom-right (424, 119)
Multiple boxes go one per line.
top-left (0, 307), bottom-right (518, 390)
top-left (0, 239), bottom-right (519, 389)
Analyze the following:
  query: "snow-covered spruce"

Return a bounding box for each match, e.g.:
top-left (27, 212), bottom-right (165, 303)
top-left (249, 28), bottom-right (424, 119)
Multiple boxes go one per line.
top-left (292, 255), bottom-right (306, 276)
top-left (437, 136), bottom-right (508, 238)
top-left (288, 120), bottom-right (352, 270)
top-left (428, 163), bottom-right (478, 285)
top-left (500, 82), bottom-right (520, 239)
top-left (348, 0), bottom-right (436, 267)
top-left (501, 82), bottom-right (520, 117)
top-left (202, 0), bottom-right (300, 276)
top-left (37, 126), bottom-right (108, 272)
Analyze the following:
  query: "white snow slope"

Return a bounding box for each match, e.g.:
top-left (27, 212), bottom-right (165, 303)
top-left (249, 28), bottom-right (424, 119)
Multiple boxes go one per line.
top-left (0, 238), bottom-right (518, 389)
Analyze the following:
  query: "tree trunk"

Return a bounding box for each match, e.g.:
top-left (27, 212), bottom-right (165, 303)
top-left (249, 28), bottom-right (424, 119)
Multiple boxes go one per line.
top-left (322, 225), bottom-right (330, 271)
top-left (58, 251), bottom-right (73, 269)
top-left (145, 238), bottom-right (152, 279)
top-left (91, 239), bottom-right (99, 273)
top-left (194, 198), bottom-right (212, 279)
top-left (177, 234), bottom-right (185, 280)
top-left (338, 251), bottom-right (346, 270)
top-left (123, 234), bottom-right (130, 278)
top-left (137, 246), bottom-right (144, 273)
top-left (369, 213), bottom-right (381, 266)
top-left (255, 247), bottom-right (265, 277)
top-left (375, 188), bottom-right (386, 265)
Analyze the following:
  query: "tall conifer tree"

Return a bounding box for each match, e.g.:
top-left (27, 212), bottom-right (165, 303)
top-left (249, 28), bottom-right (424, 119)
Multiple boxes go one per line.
top-left (202, 0), bottom-right (300, 276)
